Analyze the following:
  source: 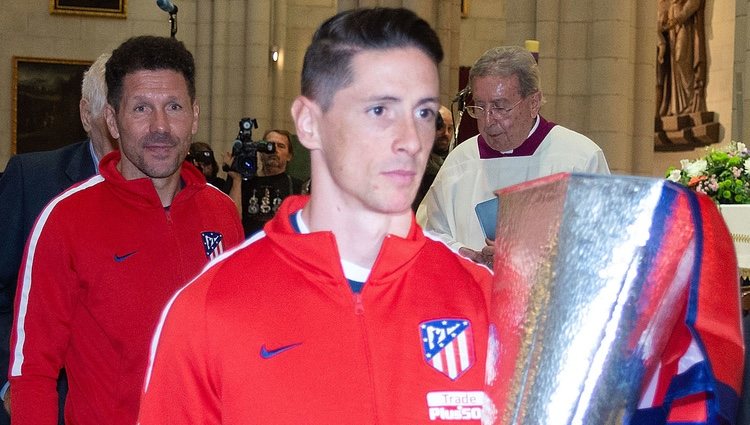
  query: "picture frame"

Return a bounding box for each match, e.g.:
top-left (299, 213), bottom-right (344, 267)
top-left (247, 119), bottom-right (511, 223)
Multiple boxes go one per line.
top-left (50, 0), bottom-right (126, 18)
top-left (12, 57), bottom-right (93, 155)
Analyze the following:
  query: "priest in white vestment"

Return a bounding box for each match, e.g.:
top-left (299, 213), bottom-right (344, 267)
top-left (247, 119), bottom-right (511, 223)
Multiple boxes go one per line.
top-left (417, 46), bottom-right (610, 265)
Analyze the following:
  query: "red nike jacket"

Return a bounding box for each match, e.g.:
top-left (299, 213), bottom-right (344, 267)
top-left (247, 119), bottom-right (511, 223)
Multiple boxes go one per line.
top-left (138, 195), bottom-right (492, 424)
top-left (9, 151), bottom-right (244, 425)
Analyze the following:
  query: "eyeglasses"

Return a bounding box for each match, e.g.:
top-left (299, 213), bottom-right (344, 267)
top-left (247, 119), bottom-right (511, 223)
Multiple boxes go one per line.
top-left (465, 98), bottom-right (524, 120)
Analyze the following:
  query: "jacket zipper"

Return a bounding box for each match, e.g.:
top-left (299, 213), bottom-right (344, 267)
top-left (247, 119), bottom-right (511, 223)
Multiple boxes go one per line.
top-left (163, 207), bottom-right (184, 280)
top-left (351, 288), bottom-right (379, 423)
top-left (353, 292), bottom-right (365, 315)
top-left (164, 207), bottom-right (173, 224)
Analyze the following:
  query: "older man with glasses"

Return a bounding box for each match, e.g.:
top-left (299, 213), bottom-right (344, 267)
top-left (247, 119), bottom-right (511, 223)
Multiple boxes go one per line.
top-left (416, 45), bottom-right (609, 266)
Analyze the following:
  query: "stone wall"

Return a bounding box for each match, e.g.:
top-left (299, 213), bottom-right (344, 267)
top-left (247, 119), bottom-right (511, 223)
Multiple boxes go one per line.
top-left (0, 0), bottom-right (742, 178)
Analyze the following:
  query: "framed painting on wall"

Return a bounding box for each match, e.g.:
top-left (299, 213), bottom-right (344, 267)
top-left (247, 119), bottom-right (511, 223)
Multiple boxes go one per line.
top-left (12, 57), bottom-right (93, 154)
top-left (50, 0), bottom-right (126, 18)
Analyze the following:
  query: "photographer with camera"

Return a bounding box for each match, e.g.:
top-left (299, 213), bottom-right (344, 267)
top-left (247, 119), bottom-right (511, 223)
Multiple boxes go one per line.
top-left (224, 120), bottom-right (303, 237)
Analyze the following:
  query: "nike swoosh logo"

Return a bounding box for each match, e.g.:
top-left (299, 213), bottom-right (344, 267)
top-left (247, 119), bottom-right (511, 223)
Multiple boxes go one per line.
top-left (260, 342), bottom-right (301, 359)
top-left (114, 251), bottom-right (137, 262)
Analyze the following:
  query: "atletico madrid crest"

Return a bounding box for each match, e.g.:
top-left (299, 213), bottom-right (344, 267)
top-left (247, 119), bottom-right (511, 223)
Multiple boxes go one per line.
top-left (201, 231), bottom-right (224, 259)
top-left (420, 318), bottom-right (475, 380)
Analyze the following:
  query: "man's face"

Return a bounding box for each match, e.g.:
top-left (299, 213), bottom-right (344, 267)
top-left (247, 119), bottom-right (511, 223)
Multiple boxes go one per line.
top-left (105, 69), bottom-right (199, 181)
top-left (312, 47), bottom-right (439, 214)
top-left (472, 74), bottom-right (540, 152)
top-left (433, 108), bottom-right (454, 154)
top-left (260, 131), bottom-right (292, 175)
top-left (196, 162), bottom-right (214, 178)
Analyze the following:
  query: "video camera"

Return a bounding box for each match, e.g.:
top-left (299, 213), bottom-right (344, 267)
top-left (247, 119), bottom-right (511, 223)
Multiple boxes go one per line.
top-left (223, 117), bottom-right (275, 180)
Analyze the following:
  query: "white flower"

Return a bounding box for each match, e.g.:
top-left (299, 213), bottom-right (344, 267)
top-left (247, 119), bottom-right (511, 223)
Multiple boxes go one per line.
top-left (683, 159), bottom-right (707, 178)
top-left (737, 142), bottom-right (747, 153)
top-left (744, 158), bottom-right (750, 176)
top-left (680, 159), bottom-right (691, 169)
top-left (667, 169), bottom-right (682, 182)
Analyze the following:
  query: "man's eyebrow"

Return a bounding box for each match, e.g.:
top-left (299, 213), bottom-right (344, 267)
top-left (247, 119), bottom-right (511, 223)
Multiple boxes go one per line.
top-left (361, 95), bottom-right (439, 106)
top-left (417, 97), bottom-right (440, 106)
top-left (363, 95), bottom-right (400, 103)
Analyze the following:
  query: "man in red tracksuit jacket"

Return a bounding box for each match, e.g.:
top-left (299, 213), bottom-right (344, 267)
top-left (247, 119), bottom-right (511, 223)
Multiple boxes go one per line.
top-left (8, 36), bottom-right (244, 425)
top-left (138, 8), bottom-right (492, 424)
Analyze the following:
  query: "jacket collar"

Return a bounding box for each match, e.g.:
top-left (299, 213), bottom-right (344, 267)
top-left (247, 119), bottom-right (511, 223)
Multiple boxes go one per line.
top-left (98, 150), bottom-right (207, 208)
top-left (264, 195), bottom-right (427, 285)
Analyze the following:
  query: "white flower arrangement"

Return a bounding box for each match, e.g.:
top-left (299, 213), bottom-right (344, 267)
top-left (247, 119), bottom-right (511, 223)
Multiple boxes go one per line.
top-left (666, 142), bottom-right (750, 204)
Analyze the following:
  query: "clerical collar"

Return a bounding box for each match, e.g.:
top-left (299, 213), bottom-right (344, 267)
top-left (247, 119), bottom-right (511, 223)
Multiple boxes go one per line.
top-left (477, 115), bottom-right (556, 159)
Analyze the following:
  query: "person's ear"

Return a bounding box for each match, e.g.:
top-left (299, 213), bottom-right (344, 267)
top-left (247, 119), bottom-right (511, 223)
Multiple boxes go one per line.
top-left (529, 91), bottom-right (542, 116)
top-left (104, 103), bottom-right (120, 141)
top-left (291, 96), bottom-right (322, 151)
top-left (191, 100), bottom-right (200, 135)
top-left (80, 99), bottom-right (92, 134)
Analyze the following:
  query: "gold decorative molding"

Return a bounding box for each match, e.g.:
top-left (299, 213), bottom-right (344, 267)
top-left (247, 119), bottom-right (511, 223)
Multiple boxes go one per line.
top-left (731, 233), bottom-right (750, 245)
top-left (50, 0), bottom-right (126, 18)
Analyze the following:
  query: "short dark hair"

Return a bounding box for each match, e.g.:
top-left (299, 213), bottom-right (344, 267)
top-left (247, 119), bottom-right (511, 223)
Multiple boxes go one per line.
top-left (301, 7), bottom-right (443, 111)
top-left (106, 35), bottom-right (196, 111)
top-left (262, 129), bottom-right (294, 156)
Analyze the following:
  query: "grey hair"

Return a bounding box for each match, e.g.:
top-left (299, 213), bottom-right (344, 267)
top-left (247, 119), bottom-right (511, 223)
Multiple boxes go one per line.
top-left (468, 46), bottom-right (542, 100)
top-left (81, 52), bottom-right (111, 118)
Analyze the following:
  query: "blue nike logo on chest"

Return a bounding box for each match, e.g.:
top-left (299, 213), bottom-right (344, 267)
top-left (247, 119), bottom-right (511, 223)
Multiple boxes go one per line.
top-left (114, 251), bottom-right (137, 262)
top-left (260, 342), bottom-right (302, 359)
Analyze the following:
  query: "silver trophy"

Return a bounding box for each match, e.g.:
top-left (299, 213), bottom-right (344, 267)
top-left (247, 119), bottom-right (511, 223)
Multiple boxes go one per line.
top-left (484, 173), bottom-right (700, 425)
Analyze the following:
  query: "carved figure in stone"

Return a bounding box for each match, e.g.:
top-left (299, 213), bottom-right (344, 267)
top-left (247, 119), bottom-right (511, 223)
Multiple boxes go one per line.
top-left (657, 0), bottom-right (671, 117)
top-left (657, 0), bottom-right (707, 117)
